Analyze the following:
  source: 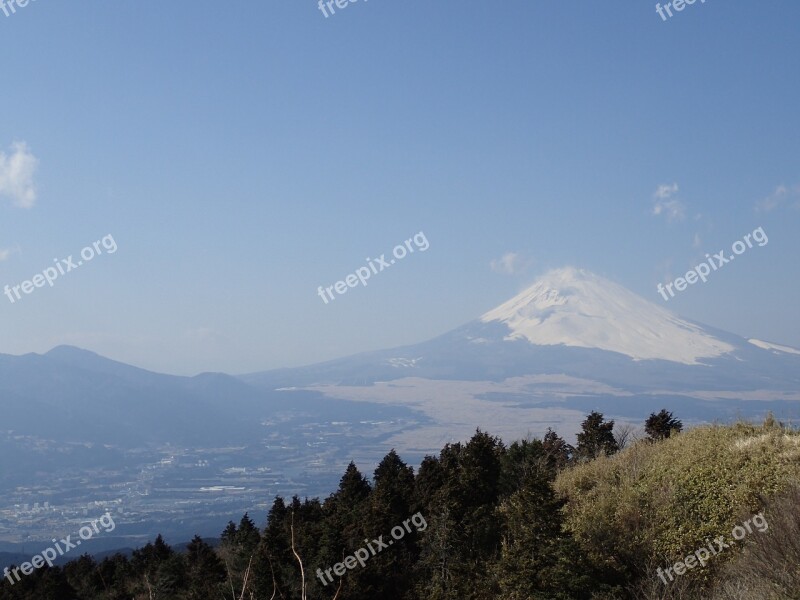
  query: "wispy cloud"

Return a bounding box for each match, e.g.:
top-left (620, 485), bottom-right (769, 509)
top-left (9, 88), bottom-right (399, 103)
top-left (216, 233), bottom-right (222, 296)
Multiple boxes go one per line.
top-left (490, 252), bottom-right (532, 275)
top-left (0, 244), bottom-right (20, 262)
top-left (654, 183), bottom-right (678, 199)
top-left (651, 183), bottom-right (686, 222)
top-left (755, 184), bottom-right (800, 213)
top-left (0, 141), bottom-right (39, 208)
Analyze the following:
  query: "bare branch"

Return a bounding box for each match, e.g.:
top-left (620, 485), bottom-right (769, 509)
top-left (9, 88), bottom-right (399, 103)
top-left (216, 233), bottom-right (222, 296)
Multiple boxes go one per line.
top-left (266, 550), bottom-right (279, 600)
top-left (238, 556), bottom-right (253, 600)
top-left (224, 559), bottom-right (236, 600)
top-left (144, 573), bottom-right (154, 600)
top-left (290, 511), bottom-right (307, 600)
top-left (331, 577), bottom-right (343, 600)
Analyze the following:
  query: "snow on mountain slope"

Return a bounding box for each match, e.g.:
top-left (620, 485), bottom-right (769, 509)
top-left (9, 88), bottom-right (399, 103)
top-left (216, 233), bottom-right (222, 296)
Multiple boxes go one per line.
top-left (748, 339), bottom-right (800, 356)
top-left (480, 267), bottom-right (735, 365)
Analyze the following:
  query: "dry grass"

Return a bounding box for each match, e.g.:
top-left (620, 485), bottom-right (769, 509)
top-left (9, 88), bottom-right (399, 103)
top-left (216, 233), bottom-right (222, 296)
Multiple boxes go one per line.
top-left (709, 485), bottom-right (800, 600)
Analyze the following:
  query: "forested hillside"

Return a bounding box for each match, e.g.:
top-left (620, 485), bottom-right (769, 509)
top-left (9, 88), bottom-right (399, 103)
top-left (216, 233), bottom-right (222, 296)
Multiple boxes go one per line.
top-left (3, 412), bottom-right (798, 600)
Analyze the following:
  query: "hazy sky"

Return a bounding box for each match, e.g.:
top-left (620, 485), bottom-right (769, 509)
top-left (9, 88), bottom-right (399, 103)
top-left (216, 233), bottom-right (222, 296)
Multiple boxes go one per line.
top-left (1, 1), bottom-right (798, 375)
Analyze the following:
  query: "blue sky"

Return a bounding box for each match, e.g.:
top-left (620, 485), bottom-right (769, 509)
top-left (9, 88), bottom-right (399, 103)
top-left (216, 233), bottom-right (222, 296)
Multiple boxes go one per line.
top-left (1, 0), bottom-right (798, 375)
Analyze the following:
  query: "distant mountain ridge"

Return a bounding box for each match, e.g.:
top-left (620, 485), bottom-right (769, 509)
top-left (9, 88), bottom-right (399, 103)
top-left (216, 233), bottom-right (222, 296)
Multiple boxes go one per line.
top-left (2, 268), bottom-right (797, 438)
top-left (0, 345), bottom-right (272, 446)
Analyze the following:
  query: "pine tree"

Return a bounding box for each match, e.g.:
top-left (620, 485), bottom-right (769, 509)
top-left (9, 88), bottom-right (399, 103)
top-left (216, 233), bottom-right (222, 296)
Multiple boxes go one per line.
top-left (372, 450), bottom-right (415, 526)
top-left (542, 428), bottom-right (574, 471)
top-left (495, 464), bottom-right (593, 599)
top-left (501, 438), bottom-right (550, 495)
top-left (237, 513), bottom-right (261, 552)
top-left (416, 431), bottom-right (505, 600)
top-left (315, 463), bottom-right (374, 599)
top-left (645, 409), bottom-right (683, 441)
top-left (185, 535), bottom-right (225, 599)
top-left (253, 496), bottom-right (293, 598)
top-left (219, 514), bottom-right (261, 597)
top-left (576, 411), bottom-right (619, 460)
top-left (366, 451), bottom-right (417, 600)
top-left (62, 554), bottom-right (102, 597)
top-left (131, 534), bottom-right (174, 573)
top-left (131, 535), bottom-right (181, 598)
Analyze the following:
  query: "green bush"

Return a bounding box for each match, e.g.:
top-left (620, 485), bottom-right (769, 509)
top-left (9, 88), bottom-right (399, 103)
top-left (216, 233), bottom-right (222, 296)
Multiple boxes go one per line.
top-left (554, 420), bottom-right (800, 591)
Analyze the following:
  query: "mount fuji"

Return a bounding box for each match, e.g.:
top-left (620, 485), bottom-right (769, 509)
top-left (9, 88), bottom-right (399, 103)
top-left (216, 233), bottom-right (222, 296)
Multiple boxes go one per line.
top-left (480, 267), bottom-right (733, 365)
top-left (244, 267), bottom-right (798, 389)
top-left (243, 267), bottom-right (800, 448)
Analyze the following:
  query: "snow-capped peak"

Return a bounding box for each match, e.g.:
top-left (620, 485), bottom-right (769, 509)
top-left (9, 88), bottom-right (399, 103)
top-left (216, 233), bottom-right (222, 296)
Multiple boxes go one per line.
top-left (480, 267), bottom-right (734, 364)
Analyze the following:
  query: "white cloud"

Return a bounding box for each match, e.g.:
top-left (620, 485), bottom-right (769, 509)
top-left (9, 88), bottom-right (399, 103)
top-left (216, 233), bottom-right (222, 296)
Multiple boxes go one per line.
top-left (490, 252), bottom-right (532, 275)
top-left (0, 141), bottom-right (39, 208)
top-left (692, 233), bottom-right (702, 248)
top-left (0, 244), bottom-right (20, 262)
top-left (652, 199), bottom-right (686, 222)
top-left (654, 183), bottom-right (678, 199)
top-left (755, 184), bottom-right (800, 213)
top-left (651, 183), bottom-right (686, 222)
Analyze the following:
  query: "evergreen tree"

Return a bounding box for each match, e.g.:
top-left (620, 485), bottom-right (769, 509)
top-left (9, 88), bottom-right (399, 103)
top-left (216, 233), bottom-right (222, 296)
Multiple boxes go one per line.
top-left (645, 409), bottom-right (683, 441)
top-left (253, 496), bottom-right (293, 598)
top-left (315, 462), bottom-right (374, 599)
top-left (291, 497), bottom-right (326, 599)
top-left (131, 534), bottom-right (174, 573)
top-left (220, 520), bottom-right (237, 544)
top-left (25, 567), bottom-right (78, 600)
top-left (542, 427), bottom-right (574, 470)
top-left (415, 455), bottom-right (446, 511)
top-left (576, 411), bottom-right (619, 460)
top-left (236, 513), bottom-right (262, 552)
top-left (130, 535), bottom-right (181, 598)
top-left (495, 461), bottom-right (593, 600)
top-left (372, 450), bottom-right (415, 525)
top-left (62, 554), bottom-right (103, 597)
top-left (366, 451), bottom-right (417, 600)
top-left (185, 536), bottom-right (225, 600)
top-left (153, 553), bottom-right (188, 597)
top-left (96, 553), bottom-right (133, 600)
top-left (416, 431), bottom-right (505, 600)
top-left (219, 512), bottom-right (262, 595)
top-left (501, 438), bottom-right (550, 496)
